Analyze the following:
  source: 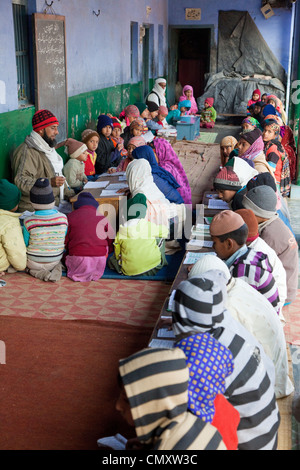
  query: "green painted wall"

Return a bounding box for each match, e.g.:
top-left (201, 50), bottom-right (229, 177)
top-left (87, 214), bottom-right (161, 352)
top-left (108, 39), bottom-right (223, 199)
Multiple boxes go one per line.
top-left (0, 107), bottom-right (35, 180)
top-left (0, 81), bottom-right (147, 180)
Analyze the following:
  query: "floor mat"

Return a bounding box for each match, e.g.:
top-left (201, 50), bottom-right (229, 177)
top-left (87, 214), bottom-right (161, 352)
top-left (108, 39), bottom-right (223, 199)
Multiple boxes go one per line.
top-left (196, 132), bottom-right (219, 143)
top-left (101, 249), bottom-right (185, 281)
top-left (0, 317), bottom-right (153, 450)
top-left (0, 272), bottom-right (171, 327)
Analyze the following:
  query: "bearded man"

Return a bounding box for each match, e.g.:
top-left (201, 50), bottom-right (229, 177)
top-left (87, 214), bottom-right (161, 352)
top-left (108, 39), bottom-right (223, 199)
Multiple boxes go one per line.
top-left (12, 109), bottom-right (74, 212)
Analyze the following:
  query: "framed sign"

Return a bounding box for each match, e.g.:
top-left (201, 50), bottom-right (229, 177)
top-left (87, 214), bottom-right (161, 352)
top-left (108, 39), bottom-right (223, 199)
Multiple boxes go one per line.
top-left (185, 8), bottom-right (201, 21)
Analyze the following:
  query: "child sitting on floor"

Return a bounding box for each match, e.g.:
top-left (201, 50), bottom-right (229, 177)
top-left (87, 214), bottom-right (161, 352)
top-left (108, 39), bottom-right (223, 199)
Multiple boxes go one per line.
top-left (95, 115), bottom-right (122, 174)
top-left (209, 209), bottom-right (280, 313)
top-left (247, 88), bottom-right (261, 108)
top-left (116, 347), bottom-right (227, 450)
top-left (165, 100), bottom-right (191, 126)
top-left (110, 117), bottom-right (127, 158)
top-left (213, 157), bottom-right (257, 211)
top-left (200, 97), bottom-right (216, 128)
top-left (262, 118), bottom-right (291, 197)
top-left (155, 105), bottom-right (169, 127)
top-left (0, 179), bottom-right (27, 276)
top-left (23, 178), bottom-right (68, 282)
top-left (172, 275), bottom-right (280, 450)
top-left (145, 102), bottom-right (163, 133)
top-left (63, 138), bottom-right (88, 192)
top-left (81, 129), bottom-right (100, 181)
top-left (252, 101), bottom-right (266, 125)
top-left (176, 332), bottom-right (240, 450)
top-left (63, 192), bottom-right (114, 282)
top-left (108, 193), bottom-right (169, 276)
top-left (178, 85), bottom-right (199, 115)
top-left (242, 185), bottom-right (298, 305)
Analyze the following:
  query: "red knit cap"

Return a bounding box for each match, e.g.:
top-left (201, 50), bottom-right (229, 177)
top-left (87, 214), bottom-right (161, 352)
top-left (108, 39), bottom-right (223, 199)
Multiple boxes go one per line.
top-left (213, 167), bottom-right (242, 191)
top-left (205, 97), bottom-right (214, 107)
top-left (111, 117), bottom-right (122, 129)
top-left (32, 109), bottom-right (59, 132)
top-left (210, 210), bottom-right (245, 237)
top-left (235, 208), bottom-right (259, 242)
top-left (253, 89), bottom-right (261, 98)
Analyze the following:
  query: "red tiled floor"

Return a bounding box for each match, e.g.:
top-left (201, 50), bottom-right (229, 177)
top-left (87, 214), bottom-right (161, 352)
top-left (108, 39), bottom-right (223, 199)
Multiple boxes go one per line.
top-left (283, 290), bottom-right (300, 346)
top-left (0, 272), bottom-right (171, 328)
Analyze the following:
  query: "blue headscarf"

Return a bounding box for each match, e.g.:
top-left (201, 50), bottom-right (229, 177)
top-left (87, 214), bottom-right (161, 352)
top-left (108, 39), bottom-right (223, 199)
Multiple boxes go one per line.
top-left (176, 332), bottom-right (234, 423)
top-left (178, 100), bottom-right (191, 111)
top-left (132, 145), bottom-right (180, 189)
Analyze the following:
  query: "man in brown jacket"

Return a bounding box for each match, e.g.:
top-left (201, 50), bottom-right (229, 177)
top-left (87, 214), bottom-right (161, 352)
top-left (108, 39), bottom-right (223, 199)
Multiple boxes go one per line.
top-left (11, 109), bottom-right (74, 212)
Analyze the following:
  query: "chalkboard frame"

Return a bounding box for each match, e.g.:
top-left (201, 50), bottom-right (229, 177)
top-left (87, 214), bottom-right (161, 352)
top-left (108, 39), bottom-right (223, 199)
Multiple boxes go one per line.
top-left (33, 13), bottom-right (68, 143)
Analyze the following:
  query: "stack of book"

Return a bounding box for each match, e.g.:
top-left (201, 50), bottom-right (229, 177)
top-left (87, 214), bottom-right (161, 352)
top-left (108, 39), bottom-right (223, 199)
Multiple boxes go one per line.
top-left (185, 222), bottom-right (213, 250)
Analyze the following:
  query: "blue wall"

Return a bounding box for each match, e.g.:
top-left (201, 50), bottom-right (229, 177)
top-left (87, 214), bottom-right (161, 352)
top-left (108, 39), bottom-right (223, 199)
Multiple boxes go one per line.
top-left (0, 0), bottom-right (169, 114)
top-left (168, 0), bottom-right (293, 73)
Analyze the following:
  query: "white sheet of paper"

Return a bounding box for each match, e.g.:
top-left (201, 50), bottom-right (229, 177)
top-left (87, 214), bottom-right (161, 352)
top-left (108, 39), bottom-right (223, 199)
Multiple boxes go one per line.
top-left (184, 251), bottom-right (217, 265)
top-left (186, 239), bottom-right (214, 248)
top-left (100, 171), bottom-right (126, 177)
top-left (143, 130), bottom-right (155, 143)
top-left (208, 199), bottom-right (229, 209)
top-left (100, 189), bottom-right (122, 197)
top-left (83, 181), bottom-right (109, 189)
top-left (196, 223), bottom-right (210, 230)
top-left (106, 183), bottom-right (128, 190)
top-left (119, 175), bottom-right (127, 181)
top-left (157, 328), bottom-right (175, 338)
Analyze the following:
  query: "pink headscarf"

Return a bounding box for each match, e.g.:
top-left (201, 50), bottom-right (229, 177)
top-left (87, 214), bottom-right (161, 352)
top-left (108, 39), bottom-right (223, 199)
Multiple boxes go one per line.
top-left (178, 85), bottom-right (198, 115)
top-left (240, 135), bottom-right (265, 161)
top-left (204, 97), bottom-right (214, 107)
top-left (128, 136), bottom-right (146, 147)
top-left (152, 138), bottom-right (192, 205)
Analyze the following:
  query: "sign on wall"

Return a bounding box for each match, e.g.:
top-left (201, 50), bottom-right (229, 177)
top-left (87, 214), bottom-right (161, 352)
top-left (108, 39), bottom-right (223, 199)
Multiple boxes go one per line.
top-left (185, 8), bottom-right (201, 21)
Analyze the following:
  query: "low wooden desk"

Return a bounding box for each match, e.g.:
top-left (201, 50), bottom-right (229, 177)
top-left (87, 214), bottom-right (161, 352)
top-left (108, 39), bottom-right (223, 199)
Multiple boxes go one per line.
top-left (69, 173), bottom-right (128, 229)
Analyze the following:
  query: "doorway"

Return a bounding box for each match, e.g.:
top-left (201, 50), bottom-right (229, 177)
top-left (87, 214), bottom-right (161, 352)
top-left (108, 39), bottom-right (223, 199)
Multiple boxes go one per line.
top-left (168, 27), bottom-right (211, 105)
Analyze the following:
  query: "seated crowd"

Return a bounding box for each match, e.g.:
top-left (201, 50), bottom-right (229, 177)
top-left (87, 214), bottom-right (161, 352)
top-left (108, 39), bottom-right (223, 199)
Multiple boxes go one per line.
top-left (0, 80), bottom-right (298, 450)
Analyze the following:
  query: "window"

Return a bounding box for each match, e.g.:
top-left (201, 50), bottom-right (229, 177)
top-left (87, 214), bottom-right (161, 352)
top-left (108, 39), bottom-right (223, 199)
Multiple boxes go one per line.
top-left (12, 0), bottom-right (32, 106)
top-left (130, 22), bottom-right (138, 82)
top-left (158, 25), bottom-right (164, 76)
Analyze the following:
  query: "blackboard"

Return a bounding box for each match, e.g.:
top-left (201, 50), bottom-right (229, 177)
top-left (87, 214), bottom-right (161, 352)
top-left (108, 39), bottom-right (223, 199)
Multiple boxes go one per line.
top-left (33, 13), bottom-right (68, 143)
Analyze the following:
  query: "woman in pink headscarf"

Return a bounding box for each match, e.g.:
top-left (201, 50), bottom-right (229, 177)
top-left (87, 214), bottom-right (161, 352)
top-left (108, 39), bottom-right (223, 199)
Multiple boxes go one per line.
top-left (178, 85), bottom-right (199, 115)
top-left (151, 138), bottom-right (192, 205)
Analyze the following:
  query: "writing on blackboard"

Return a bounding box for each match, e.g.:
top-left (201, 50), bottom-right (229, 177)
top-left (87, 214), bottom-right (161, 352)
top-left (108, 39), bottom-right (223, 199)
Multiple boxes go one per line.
top-left (37, 22), bottom-right (66, 90)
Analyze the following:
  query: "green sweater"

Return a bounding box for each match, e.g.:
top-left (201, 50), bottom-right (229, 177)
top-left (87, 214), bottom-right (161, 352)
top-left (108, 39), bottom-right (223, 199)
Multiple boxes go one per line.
top-left (114, 218), bottom-right (169, 276)
top-left (200, 106), bottom-right (217, 123)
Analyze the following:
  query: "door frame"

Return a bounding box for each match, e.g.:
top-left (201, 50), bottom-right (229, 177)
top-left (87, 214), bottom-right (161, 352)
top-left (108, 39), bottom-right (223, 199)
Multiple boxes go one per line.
top-left (167, 25), bottom-right (215, 105)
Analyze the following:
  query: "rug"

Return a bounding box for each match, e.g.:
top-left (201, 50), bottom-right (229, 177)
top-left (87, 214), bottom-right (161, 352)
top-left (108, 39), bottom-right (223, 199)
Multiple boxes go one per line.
top-left (197, 132), bottom-right (218, 143)
top-left (0, 272), bottom-right (171, 327)
top-left (0, 317), bottom-right (153, 450)
top-left (101, 249), bottom-right (185, 281)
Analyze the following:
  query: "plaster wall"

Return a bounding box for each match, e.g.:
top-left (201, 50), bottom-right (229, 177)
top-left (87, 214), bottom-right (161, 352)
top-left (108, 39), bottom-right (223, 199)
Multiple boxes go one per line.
top-left (168, 0), bottom-right (293, 73)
